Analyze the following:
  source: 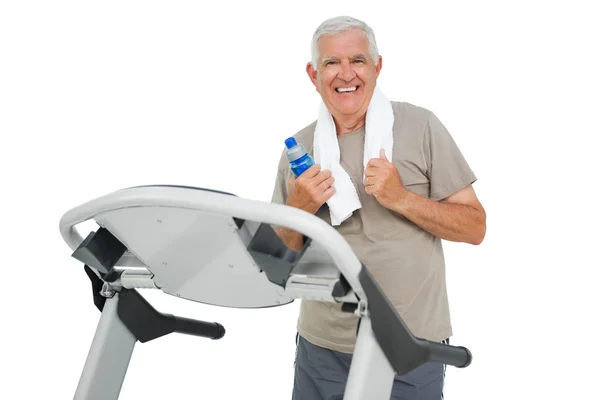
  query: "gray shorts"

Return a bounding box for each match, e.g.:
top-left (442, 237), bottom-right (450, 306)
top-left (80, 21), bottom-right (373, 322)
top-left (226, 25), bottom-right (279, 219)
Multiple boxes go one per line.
top-left (292, 334), bottom-right (447, 400)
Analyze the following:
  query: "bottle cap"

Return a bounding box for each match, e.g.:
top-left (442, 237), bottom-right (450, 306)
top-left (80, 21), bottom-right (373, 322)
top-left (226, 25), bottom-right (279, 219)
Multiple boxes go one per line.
top-left (285, 137), bottom-right (297, 149)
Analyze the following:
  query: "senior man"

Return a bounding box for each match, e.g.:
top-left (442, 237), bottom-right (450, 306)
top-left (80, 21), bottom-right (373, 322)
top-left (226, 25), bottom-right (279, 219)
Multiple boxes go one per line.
top-left (271, 15), bottom-right (486, 400)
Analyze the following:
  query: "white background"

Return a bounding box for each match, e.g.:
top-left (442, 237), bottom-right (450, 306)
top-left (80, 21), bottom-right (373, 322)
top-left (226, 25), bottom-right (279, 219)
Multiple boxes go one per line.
top-left (1, 1), bottom-right (599, 399)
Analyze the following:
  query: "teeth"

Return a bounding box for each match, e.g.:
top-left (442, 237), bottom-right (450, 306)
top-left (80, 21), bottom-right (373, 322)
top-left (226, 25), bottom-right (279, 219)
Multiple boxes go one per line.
top-left (336, 86), bottom-right (357, 93)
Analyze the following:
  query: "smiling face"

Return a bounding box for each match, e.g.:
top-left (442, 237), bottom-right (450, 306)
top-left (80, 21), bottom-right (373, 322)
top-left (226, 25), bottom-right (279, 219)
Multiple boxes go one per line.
top-left (307, 28), bottom-right (382, 134)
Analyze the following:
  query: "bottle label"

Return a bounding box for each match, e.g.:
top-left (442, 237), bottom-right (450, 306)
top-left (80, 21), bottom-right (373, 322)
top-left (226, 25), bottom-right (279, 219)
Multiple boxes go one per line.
top-left (291, 155), bottom-right (314, 177)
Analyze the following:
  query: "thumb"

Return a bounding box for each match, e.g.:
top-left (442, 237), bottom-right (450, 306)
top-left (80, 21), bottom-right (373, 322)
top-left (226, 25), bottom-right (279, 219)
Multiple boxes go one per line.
top-left (379, 148), bottom-right (388, 161)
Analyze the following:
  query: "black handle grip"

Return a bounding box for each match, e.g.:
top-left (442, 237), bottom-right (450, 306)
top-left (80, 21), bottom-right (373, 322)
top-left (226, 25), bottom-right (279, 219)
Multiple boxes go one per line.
top-left (173, 316), bottom-right (226, 339)
top-left (116, 288), bottom-right (226, 343)
top-left (425, 340), bottom-right (472, 368)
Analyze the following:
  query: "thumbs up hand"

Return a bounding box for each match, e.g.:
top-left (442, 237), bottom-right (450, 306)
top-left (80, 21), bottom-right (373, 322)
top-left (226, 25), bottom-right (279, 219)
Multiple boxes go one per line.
top-left (363, 149), bottom-right (408, 211)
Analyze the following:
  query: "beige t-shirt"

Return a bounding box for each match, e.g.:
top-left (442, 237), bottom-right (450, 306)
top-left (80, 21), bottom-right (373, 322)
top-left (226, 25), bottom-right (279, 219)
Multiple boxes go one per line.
top-left (271, 101), bottom-right (476, 354)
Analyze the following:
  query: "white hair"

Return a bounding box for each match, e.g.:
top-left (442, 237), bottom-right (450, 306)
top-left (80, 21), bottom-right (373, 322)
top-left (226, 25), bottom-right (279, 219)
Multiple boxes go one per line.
top-left (310, 16), bottom-right (379, 68)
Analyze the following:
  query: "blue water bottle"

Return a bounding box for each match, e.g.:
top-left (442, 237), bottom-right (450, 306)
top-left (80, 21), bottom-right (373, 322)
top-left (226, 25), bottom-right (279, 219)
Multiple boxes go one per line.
top-left (285, 137), bottom-right (314, 177)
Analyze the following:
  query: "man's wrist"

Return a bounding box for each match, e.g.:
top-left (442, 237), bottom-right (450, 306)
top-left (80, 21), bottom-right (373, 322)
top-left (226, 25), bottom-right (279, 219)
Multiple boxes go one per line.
top-left (390, 189), bottom-right (412, 215)
top-left (274, 225), bottom-right (304, 252)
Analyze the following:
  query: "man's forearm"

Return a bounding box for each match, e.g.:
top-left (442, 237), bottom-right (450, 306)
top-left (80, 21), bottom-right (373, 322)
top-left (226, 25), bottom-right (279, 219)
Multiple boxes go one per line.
top-left (274, 226), bottom-right (305, 252)
top-left (392, 192), bottom-right (486, 245)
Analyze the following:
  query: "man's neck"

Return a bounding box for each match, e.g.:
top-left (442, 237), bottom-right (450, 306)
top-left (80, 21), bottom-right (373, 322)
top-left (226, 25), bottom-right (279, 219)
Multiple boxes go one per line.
top-left (334, 115), bottom-right (366, 136)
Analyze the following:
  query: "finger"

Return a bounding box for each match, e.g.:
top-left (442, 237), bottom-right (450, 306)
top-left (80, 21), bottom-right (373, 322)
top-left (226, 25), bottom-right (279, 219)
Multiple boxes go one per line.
top-left (321, 186), bottom-right (336, 202)
top-left (300, 164), bottom-right (321, 179)
top-left (313, 168), bottom-right (332, 182)
top-left (366, 157), bottom-right (384, 168)
top-left (362, 176), bottom-right (376, 186)
top-left (318, 176), bottom-right (335, 192)
top-left (364, 166), bottom-right (377, 177)
top-left (379, 148), bottom-right (388, 161)
top-left (311, 171), bottom-right (333, 189)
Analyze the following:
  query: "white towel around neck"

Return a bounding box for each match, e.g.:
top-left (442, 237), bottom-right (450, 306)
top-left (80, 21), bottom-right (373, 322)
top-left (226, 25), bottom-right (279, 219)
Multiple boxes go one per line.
top-left (312, 86), bottom-right (394, 226)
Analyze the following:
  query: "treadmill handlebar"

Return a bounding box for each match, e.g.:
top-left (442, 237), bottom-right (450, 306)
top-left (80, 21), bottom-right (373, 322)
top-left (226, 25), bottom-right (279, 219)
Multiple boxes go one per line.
top-left (358, 265), bottom-right (473, 374)
top-left (59, 184), bottom-right (367, 299)
top-left (423, 339), bottom-right (472, 368)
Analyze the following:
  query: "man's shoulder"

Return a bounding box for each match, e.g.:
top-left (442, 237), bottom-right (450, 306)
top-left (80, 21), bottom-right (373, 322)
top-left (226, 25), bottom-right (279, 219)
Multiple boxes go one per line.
top-left (390, 100), bottom-right (435, 121)
top-left (291, 120), bottom-right (318, 146)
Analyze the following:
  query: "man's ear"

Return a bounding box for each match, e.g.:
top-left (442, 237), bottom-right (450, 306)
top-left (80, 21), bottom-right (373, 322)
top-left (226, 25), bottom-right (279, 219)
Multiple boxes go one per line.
top-left (375, 55), bottom-right (383, 78)
top-left (306, 62), bottom-right (319, 90)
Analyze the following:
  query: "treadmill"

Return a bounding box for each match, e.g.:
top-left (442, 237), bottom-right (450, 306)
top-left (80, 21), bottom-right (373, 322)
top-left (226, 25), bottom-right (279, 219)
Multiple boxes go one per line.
top-left (59, 184), bottom-right (472, 400)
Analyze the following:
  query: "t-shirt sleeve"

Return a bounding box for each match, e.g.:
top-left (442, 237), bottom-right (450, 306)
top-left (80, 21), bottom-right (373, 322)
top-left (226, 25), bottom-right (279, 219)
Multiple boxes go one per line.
top-left (424, 111), bottom-right (477, 201)
top-left (271, 167), bottom-right (289, 205)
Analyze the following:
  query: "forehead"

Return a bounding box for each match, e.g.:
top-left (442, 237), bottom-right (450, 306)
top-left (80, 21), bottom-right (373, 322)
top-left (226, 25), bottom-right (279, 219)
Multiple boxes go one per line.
top-left (317, 28), bottom-right (370, 58)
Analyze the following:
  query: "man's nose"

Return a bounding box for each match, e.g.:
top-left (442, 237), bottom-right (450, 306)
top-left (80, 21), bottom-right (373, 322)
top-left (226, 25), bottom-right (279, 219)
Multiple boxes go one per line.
top-left (339, 61), bottom-right (356, 81)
